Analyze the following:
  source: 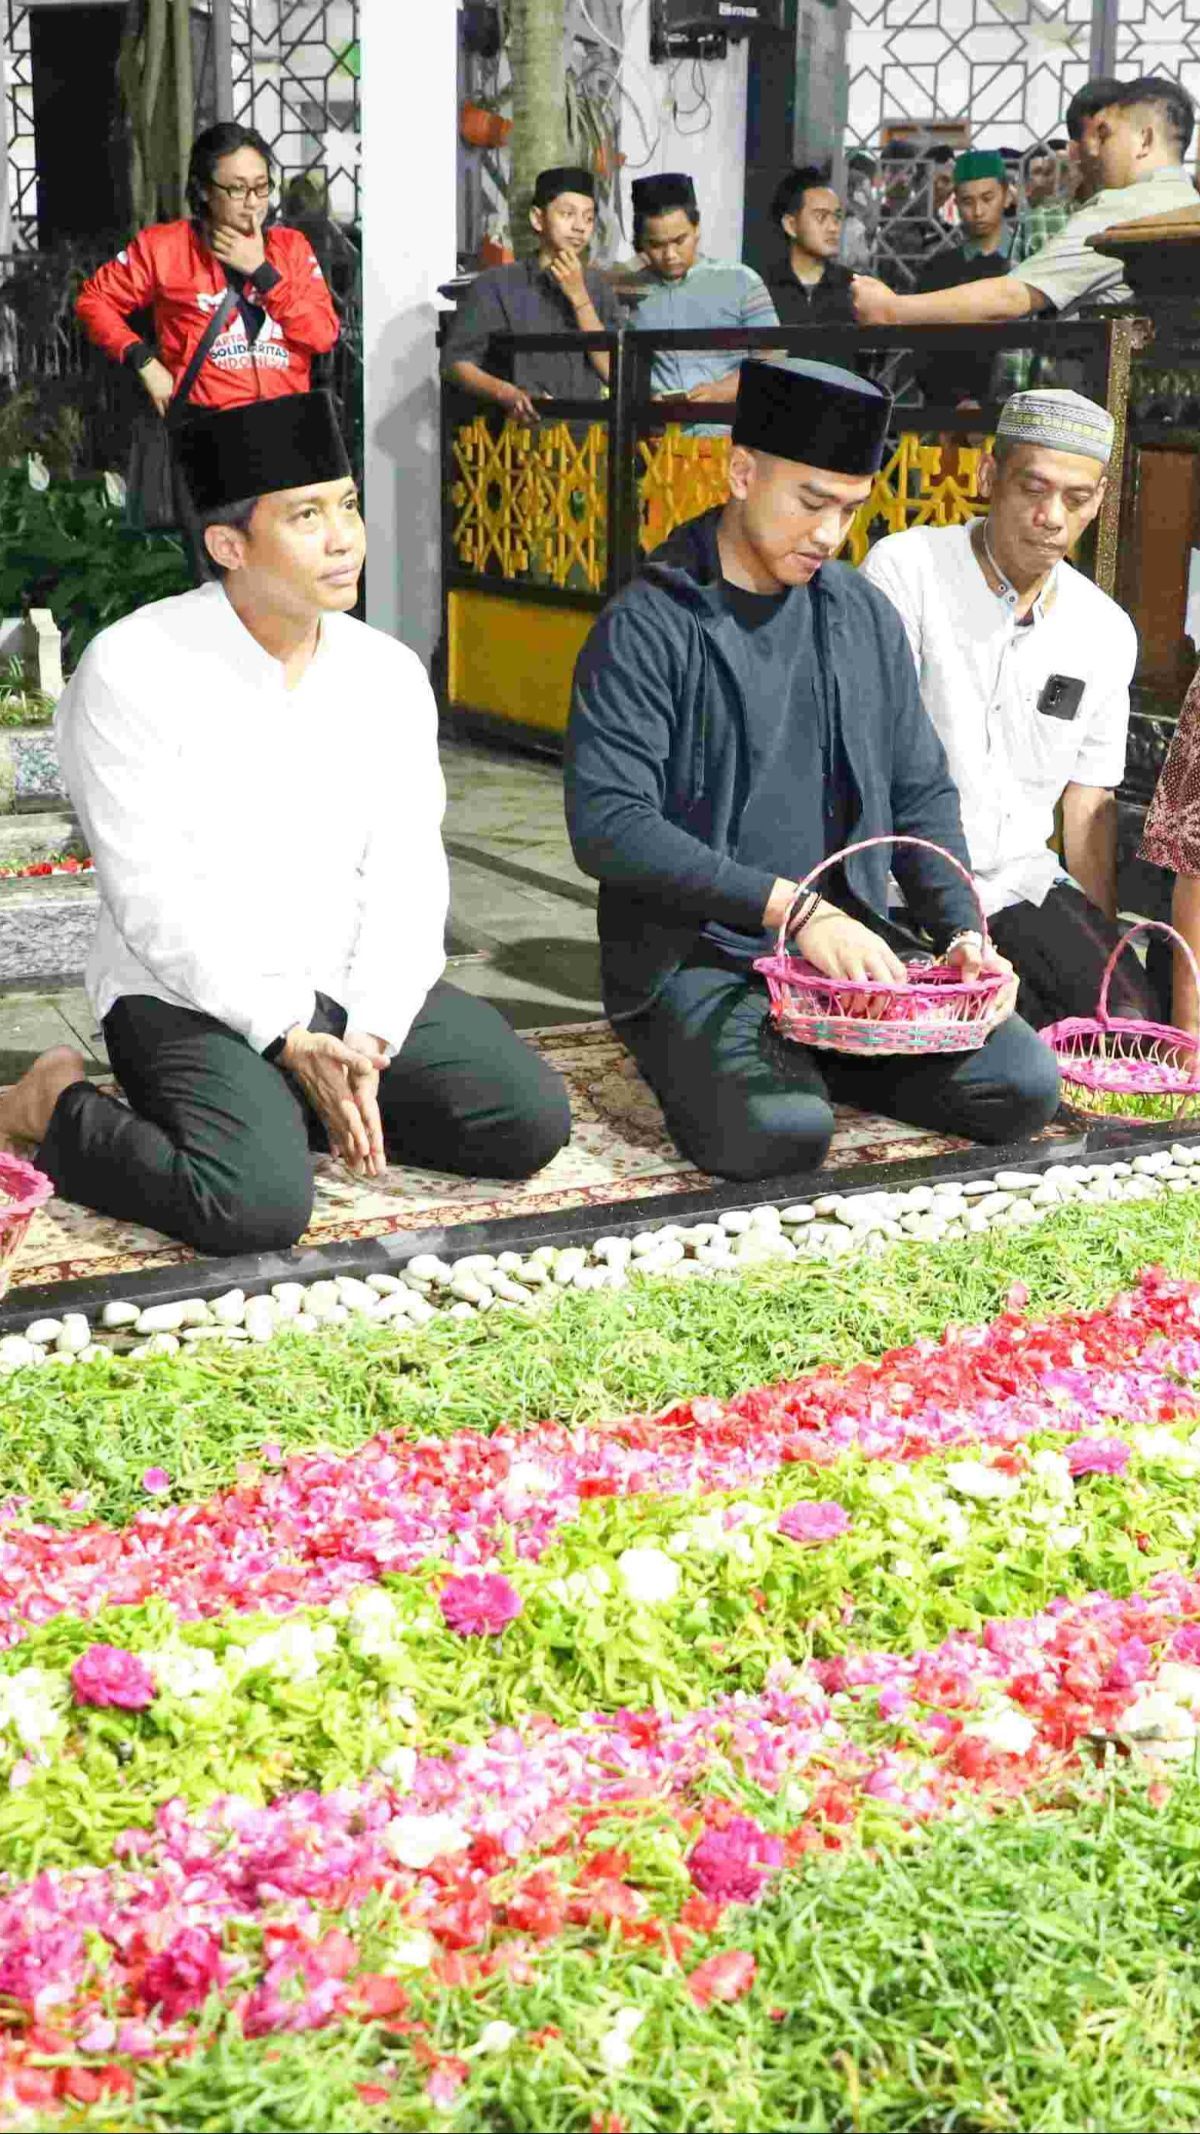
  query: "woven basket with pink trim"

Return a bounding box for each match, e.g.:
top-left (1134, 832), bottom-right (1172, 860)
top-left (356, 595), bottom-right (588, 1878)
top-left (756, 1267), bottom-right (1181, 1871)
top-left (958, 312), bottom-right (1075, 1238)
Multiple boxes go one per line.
top-left (1041, 919), bottom-right (1200, 1125)
top-left (0, 1153), bottom-right (52, 1306)
top-left (753, 836), bottom-right (1009, 1058)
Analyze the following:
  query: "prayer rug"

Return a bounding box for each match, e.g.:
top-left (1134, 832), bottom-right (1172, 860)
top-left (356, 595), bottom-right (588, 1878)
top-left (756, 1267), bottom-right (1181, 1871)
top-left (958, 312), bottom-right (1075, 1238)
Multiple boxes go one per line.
top-left (4, 1020), bottom-right (1068, 1294)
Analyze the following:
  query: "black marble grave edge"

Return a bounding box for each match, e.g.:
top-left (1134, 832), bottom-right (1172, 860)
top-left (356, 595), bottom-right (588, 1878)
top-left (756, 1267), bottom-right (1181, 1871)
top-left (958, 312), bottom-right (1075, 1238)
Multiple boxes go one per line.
top-left (7, 1114), bottom-right (1200, 1331)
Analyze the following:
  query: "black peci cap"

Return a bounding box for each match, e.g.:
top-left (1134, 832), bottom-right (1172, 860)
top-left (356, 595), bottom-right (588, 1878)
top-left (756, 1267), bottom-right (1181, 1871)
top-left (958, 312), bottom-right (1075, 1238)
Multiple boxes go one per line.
top-left (533, 164), bottom-right (596, 207)
top-left (631, 172), bottom-right (698, 219)
top-left (732, 359), bottom-right (893, 477)
top-left (174, 391), bottom-right (351, 514)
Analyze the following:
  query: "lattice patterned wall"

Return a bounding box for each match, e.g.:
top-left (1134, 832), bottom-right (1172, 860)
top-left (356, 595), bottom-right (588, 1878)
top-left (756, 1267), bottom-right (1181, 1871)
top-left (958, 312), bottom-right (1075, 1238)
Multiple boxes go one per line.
top-left (230, 0), bottom-right (360, 225)
top-left (0, 0), bottom-right (361, 249)
top-left (845, 0), bottom-right (1199, 159)
top-left (2, 3), bottom-right (35, 250)
top-left (1114, 1), bottom-right (1200, 113)
top-left (846, 0), bottom-right (1095, 160)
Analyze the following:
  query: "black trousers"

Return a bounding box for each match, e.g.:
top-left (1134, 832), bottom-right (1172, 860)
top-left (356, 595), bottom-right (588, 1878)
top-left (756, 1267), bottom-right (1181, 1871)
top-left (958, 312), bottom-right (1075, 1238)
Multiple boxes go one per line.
top-left (987, 879), bottom-right (1159, 1032)
top-left (38, 983), bottom-right (571, 1257)
top-left (621, 948), bottom-right (1061, 1184)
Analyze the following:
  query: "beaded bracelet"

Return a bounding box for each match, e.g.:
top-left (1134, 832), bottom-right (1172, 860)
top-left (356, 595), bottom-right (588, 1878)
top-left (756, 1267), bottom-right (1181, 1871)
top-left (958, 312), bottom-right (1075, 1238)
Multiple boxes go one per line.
top-left (788, 890), bottom-right (823, 942)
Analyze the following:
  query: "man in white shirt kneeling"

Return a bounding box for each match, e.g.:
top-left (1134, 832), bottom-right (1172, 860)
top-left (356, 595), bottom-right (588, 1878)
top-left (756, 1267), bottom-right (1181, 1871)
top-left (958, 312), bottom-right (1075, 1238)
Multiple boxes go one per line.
top-left (0, 393), bottom-right (571, 1252)
top-left (860, 387), bottom-right (1155, 1029)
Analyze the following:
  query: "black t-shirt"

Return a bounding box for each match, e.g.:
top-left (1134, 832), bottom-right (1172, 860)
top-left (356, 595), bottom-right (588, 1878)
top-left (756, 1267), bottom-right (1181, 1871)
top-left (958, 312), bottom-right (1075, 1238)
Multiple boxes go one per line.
top-left (913, 248), bottom-right (1011, 407)
top-left (766, 258), bottom-right (856, 327)
top-left (702, 576), bottom-right (852, 966)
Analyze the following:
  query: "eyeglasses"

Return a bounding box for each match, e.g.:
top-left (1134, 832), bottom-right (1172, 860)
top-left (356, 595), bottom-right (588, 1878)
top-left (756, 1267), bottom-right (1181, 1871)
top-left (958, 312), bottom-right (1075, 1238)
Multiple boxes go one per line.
top-left (209, 179), bottom-right (273, 203)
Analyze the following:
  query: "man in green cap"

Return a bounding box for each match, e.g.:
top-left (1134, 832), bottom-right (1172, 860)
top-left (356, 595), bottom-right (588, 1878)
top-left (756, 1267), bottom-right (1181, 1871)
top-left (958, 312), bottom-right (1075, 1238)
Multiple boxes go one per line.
top-left (854, 77), bottom-right (1198, 330)
top-left (911, 150), bottom-right (1015, 407)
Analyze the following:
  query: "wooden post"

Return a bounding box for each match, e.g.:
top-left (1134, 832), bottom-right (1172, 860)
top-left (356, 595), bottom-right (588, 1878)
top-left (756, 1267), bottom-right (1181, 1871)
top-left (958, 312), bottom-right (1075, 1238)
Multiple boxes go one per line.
top-left (1095, 314), bottom-right (1139, 600)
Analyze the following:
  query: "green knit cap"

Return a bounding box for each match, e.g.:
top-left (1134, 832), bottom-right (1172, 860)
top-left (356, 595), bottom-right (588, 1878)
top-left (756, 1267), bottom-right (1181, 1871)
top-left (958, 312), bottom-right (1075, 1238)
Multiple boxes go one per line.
top-left (953, 149), bottom-right (1007, 185)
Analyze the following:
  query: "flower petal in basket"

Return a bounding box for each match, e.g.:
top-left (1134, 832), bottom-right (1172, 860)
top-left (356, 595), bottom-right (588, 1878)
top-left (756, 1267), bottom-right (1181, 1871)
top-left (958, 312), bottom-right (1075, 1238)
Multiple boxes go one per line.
top-left (756, 835), bottom-right (1008, 1059)
top-left (1041, 920), bottom-right (1200, 1124)
top-left (0, 1152), bottom-right (54, 1304)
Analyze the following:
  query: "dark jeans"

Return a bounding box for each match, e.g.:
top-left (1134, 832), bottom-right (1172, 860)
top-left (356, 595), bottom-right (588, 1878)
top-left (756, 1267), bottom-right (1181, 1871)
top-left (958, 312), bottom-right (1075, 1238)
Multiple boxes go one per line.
top-left (987, 879), bottom-right (1158, 1032)
top-left (621, 950), bottom-right (1061, 1183)
top-left (38, 982), bottom-right (571, 1257)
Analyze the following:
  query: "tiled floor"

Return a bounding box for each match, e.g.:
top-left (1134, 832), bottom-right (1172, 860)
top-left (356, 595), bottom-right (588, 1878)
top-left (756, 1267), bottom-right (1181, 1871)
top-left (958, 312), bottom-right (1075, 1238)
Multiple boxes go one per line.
top-left (0, 737), bottom-right (602, 1081)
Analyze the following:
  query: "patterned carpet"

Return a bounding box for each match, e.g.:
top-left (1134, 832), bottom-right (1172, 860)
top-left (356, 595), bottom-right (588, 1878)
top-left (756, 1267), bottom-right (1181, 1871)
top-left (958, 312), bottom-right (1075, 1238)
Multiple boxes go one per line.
top-left (8, 1021), bottom-right (1040, 1293)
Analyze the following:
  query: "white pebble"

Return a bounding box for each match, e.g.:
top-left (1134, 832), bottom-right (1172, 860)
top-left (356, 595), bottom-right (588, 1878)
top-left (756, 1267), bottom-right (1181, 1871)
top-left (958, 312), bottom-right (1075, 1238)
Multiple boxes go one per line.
top-left (405, 1296), bottom-right (437, 1326)
top-left (903, 1186), bottom-right (935, 1212)
top-left (748, 1204), bottom-right (783, 1230)
top-left (591, 1236), bottom-right (631, 1264)
top-left (100, 1300), bottom-right (140, 1330)
top-left (211, 1289), bottom-right (247, 1326)
top-left (243, 1298), bottom-right (279, 1343)
top-left (406, 1255), bottom-right (451, 1282)
top-left (142, 1332), bottom-right (180, 1358)
top-left (24, 1318), bottom-right (62, 1346)
top-left (780, 1204), bottom-right (816, 1224)
top-left (449, 1275), bottom-right (488, 1305)
top-left (55, 1315), bottom-right (91, 1356)
top-left (334, 1277), bottom-right (378, 1313)
top-left (552, 1249), bottom-right (589, 1283)
top-left (720, 1210), bottom-right (754, 1233)
top-left (962, 1179), bottom-right (999, 1198)
top-left (178, 1298), bottom-right (211, 1328)
top-left (289, 1311), bottom-right (321, 1334)
top-left (992, 1170), bottom-right (1042, 1191)
top-left (78, 1344), bottom-right (111, 1365)
top-left (371, 1290), bottom-right (413, 1323)
top-left (135, 1302), bottom-right (186, 1336)
top-left (447, 1301), bottom-right (476, 1321)
top-left (272, 1281), bottom-right (309, 1309)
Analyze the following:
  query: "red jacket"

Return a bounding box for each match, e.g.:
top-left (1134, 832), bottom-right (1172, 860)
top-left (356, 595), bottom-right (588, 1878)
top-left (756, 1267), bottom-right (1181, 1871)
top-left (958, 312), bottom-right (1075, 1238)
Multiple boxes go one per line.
top-left (76, 219), bottom-right (340, 407)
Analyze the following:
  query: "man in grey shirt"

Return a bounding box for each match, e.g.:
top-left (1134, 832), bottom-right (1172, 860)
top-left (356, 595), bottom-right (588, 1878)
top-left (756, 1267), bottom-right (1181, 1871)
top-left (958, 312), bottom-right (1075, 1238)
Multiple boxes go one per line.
top-left (442, 165), bottom-right (620, 422)
top-left (852, 75), bottom-right (1197, 331)
top-left (622, 173), bottom-right (779, 407)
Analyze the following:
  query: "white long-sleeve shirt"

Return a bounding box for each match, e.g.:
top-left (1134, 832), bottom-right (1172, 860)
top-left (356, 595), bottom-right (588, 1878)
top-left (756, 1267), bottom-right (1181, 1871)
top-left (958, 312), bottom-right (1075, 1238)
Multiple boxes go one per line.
top-left (56, 581), bottom-right (448, 1055)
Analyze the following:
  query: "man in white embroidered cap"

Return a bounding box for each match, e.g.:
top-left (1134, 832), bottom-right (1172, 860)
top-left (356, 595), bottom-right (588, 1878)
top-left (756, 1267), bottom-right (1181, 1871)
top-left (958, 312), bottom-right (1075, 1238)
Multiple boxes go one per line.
top-left (566, 358), bottom-right (1060, 1183)
top-left (861, 386), bottom-right (1155, 1030)
top-left (0, 391), bottom-right (570, 1251)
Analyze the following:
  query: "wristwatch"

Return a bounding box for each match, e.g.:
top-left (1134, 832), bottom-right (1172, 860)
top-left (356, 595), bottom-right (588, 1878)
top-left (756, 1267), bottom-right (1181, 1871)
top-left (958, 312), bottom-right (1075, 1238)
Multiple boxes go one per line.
top-left (945, 929), bottom-right (984, 956)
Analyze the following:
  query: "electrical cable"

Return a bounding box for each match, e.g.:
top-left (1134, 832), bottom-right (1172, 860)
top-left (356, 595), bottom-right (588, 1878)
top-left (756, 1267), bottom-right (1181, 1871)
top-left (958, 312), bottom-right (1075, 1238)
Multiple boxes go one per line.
top-left (573, 0), bottom-right (663, 169)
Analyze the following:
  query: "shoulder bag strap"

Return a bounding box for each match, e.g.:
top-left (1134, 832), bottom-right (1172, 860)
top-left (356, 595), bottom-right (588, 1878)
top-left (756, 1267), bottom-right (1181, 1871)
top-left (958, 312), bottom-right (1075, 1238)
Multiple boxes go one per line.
top-left (168, 282), bottom-right (242, 422)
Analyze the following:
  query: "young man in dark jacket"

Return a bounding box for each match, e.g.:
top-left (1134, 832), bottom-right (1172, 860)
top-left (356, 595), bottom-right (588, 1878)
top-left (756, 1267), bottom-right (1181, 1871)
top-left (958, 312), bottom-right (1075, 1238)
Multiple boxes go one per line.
top-left (766, 167), bottom-right (856, 326)
top-left (565, 358), bottom-right (1060, 1182)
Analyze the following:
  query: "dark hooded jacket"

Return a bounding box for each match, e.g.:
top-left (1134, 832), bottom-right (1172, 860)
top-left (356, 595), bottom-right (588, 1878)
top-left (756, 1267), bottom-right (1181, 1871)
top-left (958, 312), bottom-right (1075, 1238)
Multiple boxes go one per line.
top-left (564, 506), bottom-right (980, 1020)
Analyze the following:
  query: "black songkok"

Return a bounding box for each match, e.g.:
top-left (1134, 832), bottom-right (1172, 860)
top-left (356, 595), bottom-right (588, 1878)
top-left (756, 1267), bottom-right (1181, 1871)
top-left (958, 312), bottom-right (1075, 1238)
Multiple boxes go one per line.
top-left (732, 358), bottom-right (892, 477)
top-left (631, 172), bottom-right (698, 219)
top-left (533, 165), bottom-right (596, 207)
top-left (174, 391), bottom-right (351, 514)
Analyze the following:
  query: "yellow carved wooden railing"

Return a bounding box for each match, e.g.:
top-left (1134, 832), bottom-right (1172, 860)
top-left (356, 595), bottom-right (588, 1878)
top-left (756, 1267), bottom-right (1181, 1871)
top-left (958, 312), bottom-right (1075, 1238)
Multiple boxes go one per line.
top-left (448, 417), bottom-right (990, 592)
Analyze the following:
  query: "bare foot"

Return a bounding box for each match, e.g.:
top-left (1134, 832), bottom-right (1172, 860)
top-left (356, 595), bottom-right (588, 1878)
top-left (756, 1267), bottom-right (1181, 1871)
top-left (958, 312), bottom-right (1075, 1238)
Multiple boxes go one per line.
top-left (0, 1046), bottom-right (86, 1155)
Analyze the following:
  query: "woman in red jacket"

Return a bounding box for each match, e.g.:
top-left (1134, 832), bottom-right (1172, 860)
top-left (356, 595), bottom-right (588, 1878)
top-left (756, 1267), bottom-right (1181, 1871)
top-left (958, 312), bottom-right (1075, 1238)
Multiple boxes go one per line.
top-left (76, 121), bottom-right (340, 416)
